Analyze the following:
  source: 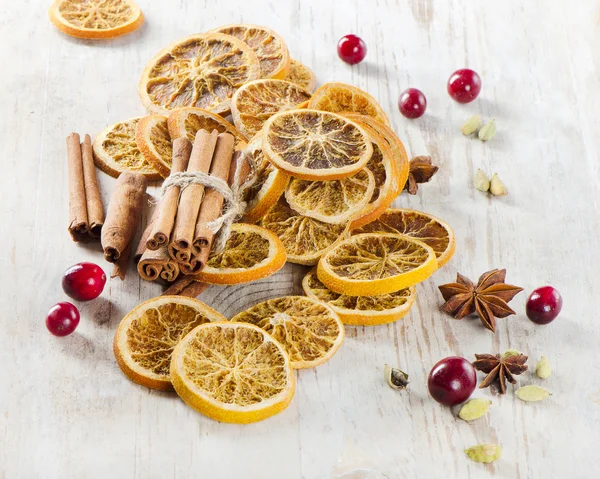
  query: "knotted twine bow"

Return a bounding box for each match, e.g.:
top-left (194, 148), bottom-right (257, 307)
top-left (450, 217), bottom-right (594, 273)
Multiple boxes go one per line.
top-left (158, 152), bottom-right (258, 254)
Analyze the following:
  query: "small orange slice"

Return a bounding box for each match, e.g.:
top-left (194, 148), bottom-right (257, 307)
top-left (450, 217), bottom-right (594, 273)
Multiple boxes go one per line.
top-left (285, 59), bottom-right (317, 92)
top-left (231, 79), bottom-right (312, 139)
top-left (139, 33), bottom-right (260, 115)
top-left (49, 0), bottom-right (144, 40)
top-left (210, 24), bottom-right (290, 80)
top-left (135, 115), bottom-right (172, 178)
top-left (309, 82), bottom-right (390, 126)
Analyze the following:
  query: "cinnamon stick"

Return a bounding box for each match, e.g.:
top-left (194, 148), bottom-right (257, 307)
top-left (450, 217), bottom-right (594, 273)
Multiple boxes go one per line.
top-left (66, 133), bottom-right (89, 241)
top-left (101, 173), bottom-right (147, 279)
top-left (138, 247), bottom-right (178, 282)
top-left (163, 276), bottom-right (208, 297)
top-left (134, 207), bottom-right (159, 263)
top-left (168, 130), bottom-right (218, 265)
top-left (147, 138), bottom-right (192, 250)
top-left (81, 135), bottom-right (104, 237)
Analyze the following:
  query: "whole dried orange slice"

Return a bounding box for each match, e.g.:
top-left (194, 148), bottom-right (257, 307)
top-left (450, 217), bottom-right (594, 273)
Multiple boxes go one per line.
top-left (239, 135), bottom-right (289, 224)
top-left (285, 59), bottom-right (316, 92)
top-left (167, 107), bottom-right (247, 150)
top-left (231, 296), bottom-right (344, 369)
top-left (285, 168), bottom-right (375, 224)
top-left (231, 79), bottom-right (312, 139)
top-left (139, 33), bottom-right (260, 116)
top-left (135, 115), bottom-right (172, 178)
top-left (261, 199), bottom-right (349, 265)
top-left (302, 269), bottom-right (417, 326)
top-left (210, 24), bottom-right (290, 80)
top-left (353, 208), bottom-right (456, 267)
top-left (113, 296), bottom-right (226, 391)
top-left (317, 233), bottom-right (438, 296)
top-left (309, 82), bottom-right (390, 126)
top-left (262, 110), bottom-right (373, 180)
top-left (49, 0), bottom-right (144, 40)
top-left (92, 117), bottom-right (161, 179)
top-left (344, 114), bottom-right (409, 193)
top-left (170, 322), bottom-right (295, 424)
top-left (195, 224), bottom-right (286, 285)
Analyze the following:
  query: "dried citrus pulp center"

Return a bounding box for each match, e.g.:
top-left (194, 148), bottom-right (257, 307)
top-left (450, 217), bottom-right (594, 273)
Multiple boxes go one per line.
top-left (92, 117), bottom-right (161, 179)
top-left (195, 224), bottom-right (286, 285)
top-left (309, 82), bottom-right (391, 126)
top-left (353, 208), bottom-right (456, 267)
top-left (239, 135), bottom-right (289, 223)
top-left (285, 59), bottom-right (317, 92)
top-left (262, 110), bottom-right (373, 180)
top-left (231, 296), bottom-right (344, 369)
top-left (302, 269), bottom-right (417, 326)
top-left (167, 107), bottom-right (247, 150)
top-left (261, 199), bottom-right (349, 265)
top-left (139, 33), bottom-right (260, 115)
top-left (49, 0), bottom-right (144, 39)
top-left (317, 233), bottom-right (438, 296)
top-left (231, 79), bottom-right (312, 139)
top-left (285, 168), bottom-right (375, 224)
top-left (210, 24), bottom-right (290, 80)
top-left (170, 322), bottom-right (295, 424)
top-left (135, 115), bottom-right (173, 178)
top-left (113, 296), bottom-right (226, 391)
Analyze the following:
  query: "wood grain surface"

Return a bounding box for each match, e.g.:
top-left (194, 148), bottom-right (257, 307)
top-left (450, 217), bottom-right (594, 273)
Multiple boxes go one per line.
top-left (2, 1), bottom-right (599, 478)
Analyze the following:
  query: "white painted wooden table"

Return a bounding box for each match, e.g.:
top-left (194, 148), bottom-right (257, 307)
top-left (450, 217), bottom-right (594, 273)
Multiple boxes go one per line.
top-left (2, 1), bottom-right (600, 478)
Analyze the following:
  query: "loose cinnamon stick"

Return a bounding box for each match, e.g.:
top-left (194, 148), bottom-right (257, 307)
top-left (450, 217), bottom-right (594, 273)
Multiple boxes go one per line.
top-left (81, 135), bottom-right (104, 237)
top-left (163, 276), bottom-right (208, 297)
top-left (66, 133), bottom-right (89, 241)
top-left (147, 138), bottom-right (192, 250)
top-left (168, 130), bottom-right (218, 264)
top-left (101, 173), bottom-right (147, 279)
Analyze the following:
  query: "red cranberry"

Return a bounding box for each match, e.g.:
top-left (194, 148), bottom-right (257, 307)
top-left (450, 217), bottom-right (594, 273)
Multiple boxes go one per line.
top-left (46, 302), bottom-right (80, 337)
top-left (337, 34), bottom-right (367, 65)
top-left (526, 286), bottom-right (563, 324)
top-left (398, 88), bottom-right (427, 119)
top-left (62, 262), bottom-right (106, 301)
top-left (428, 356), bottom-right (477, 406)
top-left (447, 69), bottom-right (482, 103)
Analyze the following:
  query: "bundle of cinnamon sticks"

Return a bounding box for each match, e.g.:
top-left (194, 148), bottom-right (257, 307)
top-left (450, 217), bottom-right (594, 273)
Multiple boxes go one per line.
top-left (135, 129), bottom-right (236, 286)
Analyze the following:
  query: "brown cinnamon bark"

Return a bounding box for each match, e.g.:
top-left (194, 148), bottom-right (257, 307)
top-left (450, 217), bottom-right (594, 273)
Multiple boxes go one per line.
top-left (101, 173), bottom-right (147, 279)
top-left (81, 135), bottom-right (104, 237)
top-left (134, 207), bottom-right (159, 263)
top-left (163, 276), bottom-right (208, 297)
top-left (138, 247), bottom-right (177, 281)
top-left (168, 129), bottom-right (218, 265)
top-left (147, 138), bottom-right (192, 250)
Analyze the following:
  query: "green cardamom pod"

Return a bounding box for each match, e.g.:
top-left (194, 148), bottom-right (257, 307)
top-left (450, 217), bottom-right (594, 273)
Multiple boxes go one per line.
top-left (458, 398), bottom-right (492, 421)
top-left (478, 119), bottom-right (496, 141)
top-left (535, 356), bottom-right (551, 379)
top-left (489, 173), bottom-right (507, 196)
top-left (461, 115), bottom-right (482, 135)
top-left (465, 444), bottom-right (502, 463)
top-left (516, 385), bottom-right (552, 402)
top-left (474, 169), bottom-right (490, 192)
top-left (501, 349), bottom-right (521, 359)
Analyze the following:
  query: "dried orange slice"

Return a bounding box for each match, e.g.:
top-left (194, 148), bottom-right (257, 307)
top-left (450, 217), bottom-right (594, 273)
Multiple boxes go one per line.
top-left (92, 117), bottom-right (161, 179)
top-left (317, 233), bottom-right (438, 296)
top-left (195, 224), bottom-right (286, 285)
top-left (231, 296), bottom-right (344, 369)
top-left (49, 0), bottom-right (144, 40)
top-left (231, 79), bottom-right (312, 139)
top-left (262, 110), bottom-right (373, 180)
top-left (285, 168), bottom-right (375, 224)
top-left (135, 115), bottom-right (172, 178)
top-left (167, 107), bottom-right (247, 150)
top-left (344, 114), bottom-right (409, 194)
top-left (309, 82), bottom-right (390, 126)
top-left (302, 269), bottom-right (417, 326)
top-left (240, 135), bottom-right (289, 224)
top-left (353, 209), bottom-right (456, 267)
top-left (139, 33), bottom-right (260, 116)
top-left (113, 296), bottom-right (226, 391)
top-left (261, 199), bottom-right (349, 265)
top-left (210, 24), bottom-right (290, 80)
top-left (170, 322), bottom-right (295, 424)
top-left (285, 59), bottom-right (317, 92)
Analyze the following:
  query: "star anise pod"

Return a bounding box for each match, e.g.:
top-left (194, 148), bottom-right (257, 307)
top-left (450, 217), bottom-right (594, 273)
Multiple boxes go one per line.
top-left (404, 156), bottom-right (439, 194)
top-left (472, 353), bottom-right (528, 394)
top-left (437, 269), bottom-right (523, 332)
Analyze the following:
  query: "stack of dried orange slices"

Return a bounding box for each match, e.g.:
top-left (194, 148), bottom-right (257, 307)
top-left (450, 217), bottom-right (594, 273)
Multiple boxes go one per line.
top-left (91, 24), bottom-right (458, 423)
